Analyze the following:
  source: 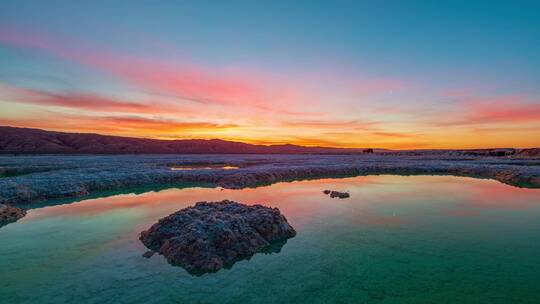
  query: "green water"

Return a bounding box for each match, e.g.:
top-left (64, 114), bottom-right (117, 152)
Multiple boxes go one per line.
top-left (1, 175), bottom-right (540, 303)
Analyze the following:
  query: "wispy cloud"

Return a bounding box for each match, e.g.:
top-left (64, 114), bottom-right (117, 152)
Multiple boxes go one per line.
top-left (0, 28), bottom-right (410, 111)
top-left (0, 83), bottom-right (164, 113)
top-left (371, 131), bottom-right (415, 138)
top-left (1, 27), bottom-right (539, 148)
top-left (0, 112), bottom-right (237, 137)
top-left (282, 119), bottom-right (378, 130)
top-left (0, 28), bottom-right (307, 110)
top-left (434, 94), bottom-right (540, 126)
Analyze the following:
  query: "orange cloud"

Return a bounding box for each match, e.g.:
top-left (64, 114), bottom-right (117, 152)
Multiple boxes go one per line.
top-left (0, 112), bottom-right (237, 138)
top-left (282, 119), bottom-right (378, 130)
top-left (371, 131), bottom-right (415, 138)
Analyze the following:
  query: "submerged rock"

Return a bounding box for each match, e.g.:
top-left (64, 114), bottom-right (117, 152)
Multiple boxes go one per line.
top-left (139, 200), bottom-right (296, 275)
top-left (324, 190), bottom-right (350, 199)
top-left (142, 250), bottom-right (155, 258)
top-left (0, 204), bottom-right (26, 227)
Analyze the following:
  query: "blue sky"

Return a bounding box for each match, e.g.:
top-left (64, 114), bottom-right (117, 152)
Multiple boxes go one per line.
top-left (0, 1), bottom-right (539, 148)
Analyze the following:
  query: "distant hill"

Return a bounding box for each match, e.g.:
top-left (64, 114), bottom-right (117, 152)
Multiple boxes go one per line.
top-left (1, 126), bottom-right (537, 156)
top-left (0, 126), bottom-right (374, 154)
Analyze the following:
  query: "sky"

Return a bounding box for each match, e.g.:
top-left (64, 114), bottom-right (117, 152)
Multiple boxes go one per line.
top-left (0, 0), bottom-right (539, 149)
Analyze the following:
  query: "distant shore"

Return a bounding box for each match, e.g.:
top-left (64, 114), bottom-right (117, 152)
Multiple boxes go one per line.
top-left (1, 154), bottom-right (538, 210)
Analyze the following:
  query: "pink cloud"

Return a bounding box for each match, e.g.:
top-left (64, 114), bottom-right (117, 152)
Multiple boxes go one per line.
top-left (0, 83), bottom-right (166, 113)
top-left (0, 28), bottom-right (309, 110)
top-left (0, 27), bottom-right (411, 115)
top-left (435, 94), bottom-right (540, 126)
top-left (466, 97), bottom-right (540, 124)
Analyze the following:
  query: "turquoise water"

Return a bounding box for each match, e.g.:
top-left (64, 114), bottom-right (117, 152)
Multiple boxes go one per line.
top-left (1, 175), bottom-right (540, 303)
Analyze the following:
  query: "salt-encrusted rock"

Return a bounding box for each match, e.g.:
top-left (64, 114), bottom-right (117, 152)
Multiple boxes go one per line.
top-left (139, 200), bottom-right (296, 275)
top-left (331, 191), bottom-right (350, 198)
top-left (0, 204), bottom-right (26, 227)
top-left (324, 190), bottom-right (350, 198)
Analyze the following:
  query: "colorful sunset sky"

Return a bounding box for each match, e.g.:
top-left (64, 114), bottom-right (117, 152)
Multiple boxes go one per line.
top-left (1, 1), bottom-right (539, 149)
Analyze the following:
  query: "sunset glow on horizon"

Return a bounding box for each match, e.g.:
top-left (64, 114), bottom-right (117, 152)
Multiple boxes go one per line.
top-left (1, 1), bottom-right (539, 149)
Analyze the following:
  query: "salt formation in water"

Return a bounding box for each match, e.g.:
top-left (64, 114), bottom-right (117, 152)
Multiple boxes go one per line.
top-left (139, 200), bottom-right (296, 275)
top-left (0, 204), bottom-right (26, 227)
top-left (323, 190), bottom-right (350, 198)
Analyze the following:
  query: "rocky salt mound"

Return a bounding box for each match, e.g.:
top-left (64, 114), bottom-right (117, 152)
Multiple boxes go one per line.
top-left (0, 204), bottom-right (26, 227)
top-left (323, 190), bottom-right (350, 199)
top-left (139, 200), bottom-right (296, 275)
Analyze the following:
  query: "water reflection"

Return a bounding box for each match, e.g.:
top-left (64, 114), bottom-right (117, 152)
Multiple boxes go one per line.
top-left (170, 238), bottom-right (293, 277)
top-left (170, 164), bottom-right (239, 170)
top-left (26, 175), bottom-right (540, 226)
top-left (2, 175), bottom-right (540, 303)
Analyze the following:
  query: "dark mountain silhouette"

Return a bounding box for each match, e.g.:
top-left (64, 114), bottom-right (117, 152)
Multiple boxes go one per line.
top-left (2, 126), bottom-right (536, 156)
top-left (0, 126), bottom-right (371, 154)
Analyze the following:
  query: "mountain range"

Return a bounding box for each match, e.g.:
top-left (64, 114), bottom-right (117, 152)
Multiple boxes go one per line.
top-left (1, 126), bottom-right (538, 156)
top-left (0, 126), bottom-right (372, 154)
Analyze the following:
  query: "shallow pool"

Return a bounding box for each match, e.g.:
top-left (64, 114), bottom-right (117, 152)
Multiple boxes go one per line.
top-left (1, 175), bottom-right (540, 303)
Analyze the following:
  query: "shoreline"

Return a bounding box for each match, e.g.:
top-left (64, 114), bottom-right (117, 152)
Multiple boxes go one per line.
top-left (1, 154), bottom-right (538, 209)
